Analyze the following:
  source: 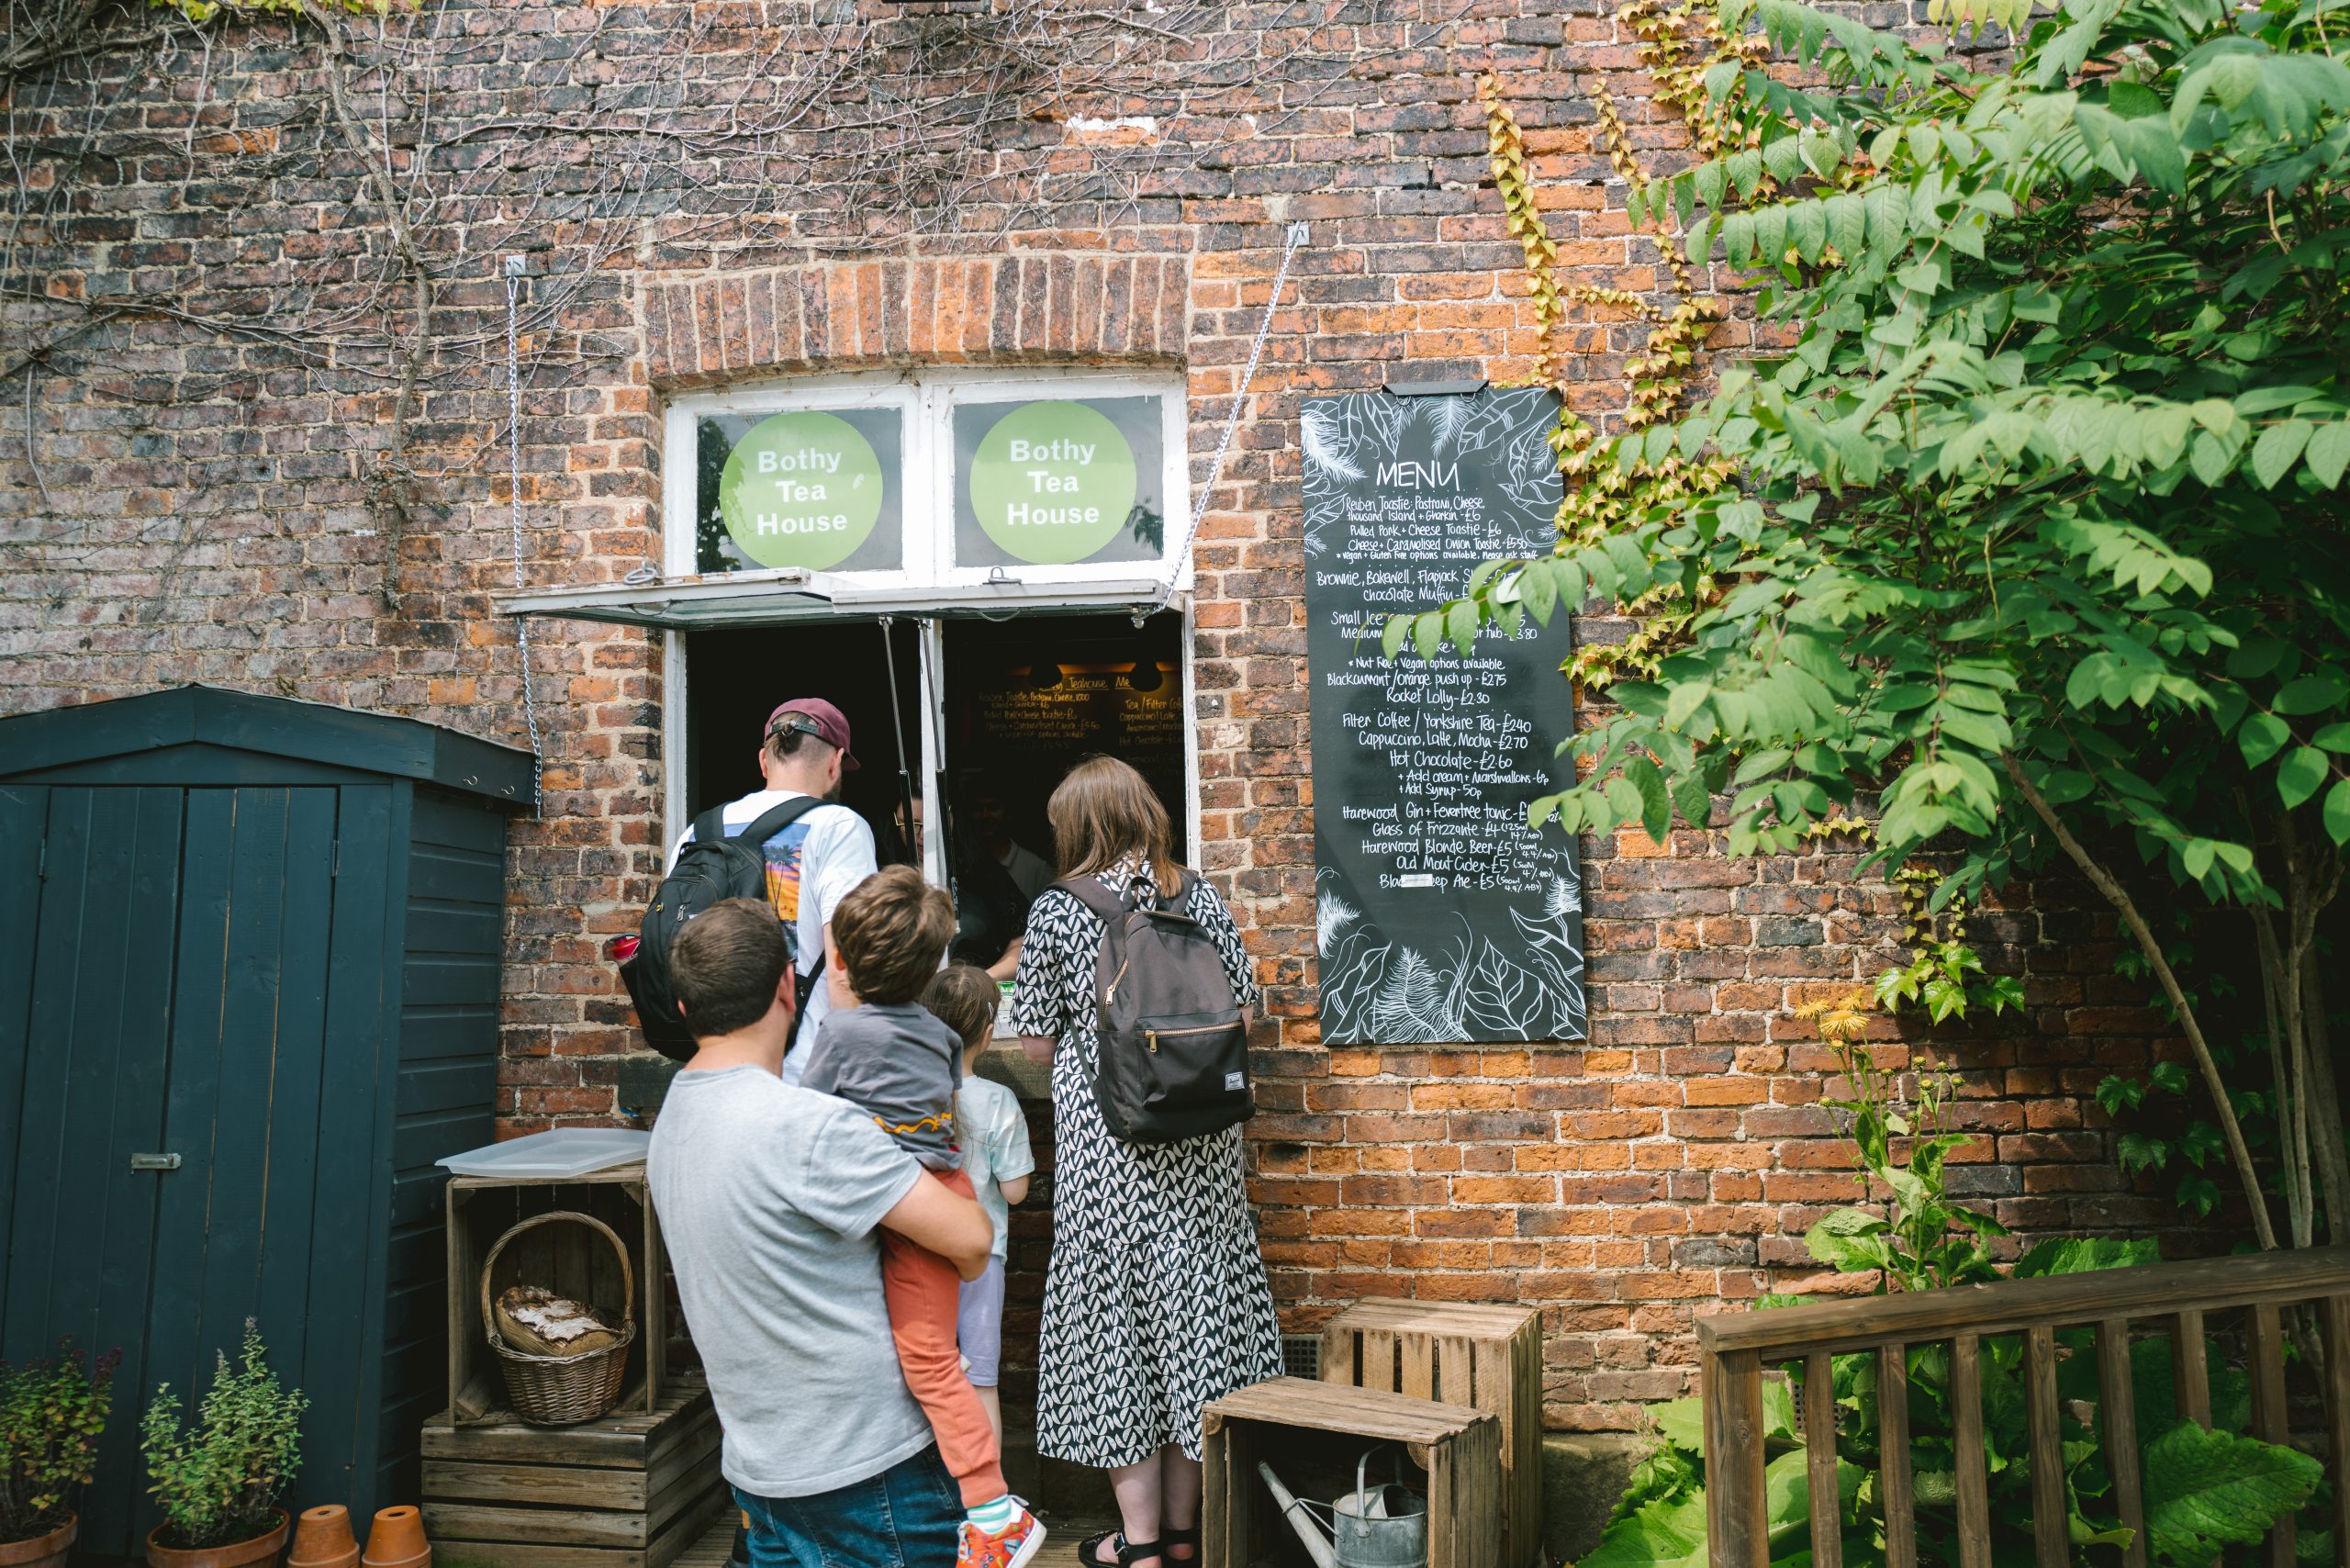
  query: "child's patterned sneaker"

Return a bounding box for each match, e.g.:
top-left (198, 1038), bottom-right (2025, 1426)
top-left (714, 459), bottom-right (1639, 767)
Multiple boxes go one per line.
top-left (957, 1501), bottom-right (1046, 1568)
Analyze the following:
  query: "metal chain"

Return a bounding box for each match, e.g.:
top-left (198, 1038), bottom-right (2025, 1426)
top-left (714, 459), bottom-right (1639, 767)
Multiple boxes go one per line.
top-left (506, 263), bottom-right (545, 814)
top-left (1158, 219), bottom-right (1310, 612)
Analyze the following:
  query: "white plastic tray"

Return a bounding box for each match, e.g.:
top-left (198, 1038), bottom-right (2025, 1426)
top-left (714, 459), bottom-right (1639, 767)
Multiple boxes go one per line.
top-left (436, 1127), bottom-right (651, 1179)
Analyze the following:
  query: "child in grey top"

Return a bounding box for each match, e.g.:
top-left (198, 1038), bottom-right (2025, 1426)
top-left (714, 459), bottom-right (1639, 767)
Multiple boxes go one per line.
top-left (801, 1001), bottom-right (964, 1170)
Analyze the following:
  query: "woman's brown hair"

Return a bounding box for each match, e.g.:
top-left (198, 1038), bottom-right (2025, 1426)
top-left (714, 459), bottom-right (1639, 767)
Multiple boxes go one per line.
top-left (1048, 755), bottom-right (1181, 892)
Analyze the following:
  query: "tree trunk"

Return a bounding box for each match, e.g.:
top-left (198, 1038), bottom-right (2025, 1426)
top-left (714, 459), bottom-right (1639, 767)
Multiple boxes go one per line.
top-left (2251, 905), bottom-right (2313, 1248)
top-left (2303, 964), bottom-right (2350, 1244)
top-left (2003, 752), bottom-right (2279, 1250)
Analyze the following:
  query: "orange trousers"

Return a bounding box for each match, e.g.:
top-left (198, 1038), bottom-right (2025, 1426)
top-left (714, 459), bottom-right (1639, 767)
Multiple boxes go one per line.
top-left (879, 1168), bottom-right (1006, 1509)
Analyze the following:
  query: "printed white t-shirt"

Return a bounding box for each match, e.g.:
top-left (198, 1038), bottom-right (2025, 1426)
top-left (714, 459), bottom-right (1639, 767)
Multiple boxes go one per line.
top-left (668, 790), bottom-right (878, 1084)
top-left (953, 1074), bottom-right (1035, 1260)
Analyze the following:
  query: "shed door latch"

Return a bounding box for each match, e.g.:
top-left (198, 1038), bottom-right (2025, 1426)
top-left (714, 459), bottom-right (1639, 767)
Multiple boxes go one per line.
top-left (129, 1153), bottom-right (182, 1171)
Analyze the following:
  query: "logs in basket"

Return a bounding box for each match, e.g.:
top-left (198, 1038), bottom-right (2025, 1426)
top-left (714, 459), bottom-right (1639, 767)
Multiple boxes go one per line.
top-left (478, 1210), bottom-right (637, 1425)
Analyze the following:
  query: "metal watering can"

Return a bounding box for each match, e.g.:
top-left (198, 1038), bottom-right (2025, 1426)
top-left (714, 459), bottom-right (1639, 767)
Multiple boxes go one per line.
top-left (1257, 1448), bottom-right (1429, 1568)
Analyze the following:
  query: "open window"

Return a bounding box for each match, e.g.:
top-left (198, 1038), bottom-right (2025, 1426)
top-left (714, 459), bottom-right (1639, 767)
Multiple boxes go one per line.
top-left (676, 609), bottom-right (1189, 918)
top-left (498, 366), bottom-right (1201, 878)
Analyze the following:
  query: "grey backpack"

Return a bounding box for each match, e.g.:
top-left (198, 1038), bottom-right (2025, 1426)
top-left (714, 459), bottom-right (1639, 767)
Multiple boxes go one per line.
top-left (1056, 872), bottom-right (1253, 1143)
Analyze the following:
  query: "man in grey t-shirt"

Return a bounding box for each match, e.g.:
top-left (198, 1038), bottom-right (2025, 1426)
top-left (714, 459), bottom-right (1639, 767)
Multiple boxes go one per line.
top-left (647, 898), bottom-right (992, 1568)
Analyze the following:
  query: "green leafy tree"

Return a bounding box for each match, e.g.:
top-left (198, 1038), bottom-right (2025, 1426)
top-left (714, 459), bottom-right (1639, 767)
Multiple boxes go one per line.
top-left (140, 1322), bottom-right (306, 1551)
top-left (1417, 0), bottom-right (2350, 1253)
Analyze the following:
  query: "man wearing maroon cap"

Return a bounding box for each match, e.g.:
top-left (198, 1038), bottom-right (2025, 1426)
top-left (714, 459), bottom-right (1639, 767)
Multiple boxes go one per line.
top-left (668, 697), bottom-right (878, 1085)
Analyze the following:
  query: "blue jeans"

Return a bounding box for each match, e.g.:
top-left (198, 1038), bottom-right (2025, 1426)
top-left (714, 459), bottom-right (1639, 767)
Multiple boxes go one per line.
top-left (735, 1445), bottom-right (959, 1568)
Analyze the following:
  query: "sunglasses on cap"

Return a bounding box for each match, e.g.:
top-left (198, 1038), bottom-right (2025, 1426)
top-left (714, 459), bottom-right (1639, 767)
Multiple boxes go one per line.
top-left (767, 714), bottom-right (827, 745)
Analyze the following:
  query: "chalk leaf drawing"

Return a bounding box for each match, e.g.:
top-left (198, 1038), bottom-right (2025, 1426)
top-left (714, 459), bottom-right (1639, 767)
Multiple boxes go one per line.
top-left (1315, 866), bottom-right (1587, 1046)
top-left (1301, 403), bottom-right (1362, 485)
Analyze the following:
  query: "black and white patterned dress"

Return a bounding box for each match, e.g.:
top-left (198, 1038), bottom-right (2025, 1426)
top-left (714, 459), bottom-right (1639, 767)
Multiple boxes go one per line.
top-left (1002, 860), bottom-right (1285, 1468)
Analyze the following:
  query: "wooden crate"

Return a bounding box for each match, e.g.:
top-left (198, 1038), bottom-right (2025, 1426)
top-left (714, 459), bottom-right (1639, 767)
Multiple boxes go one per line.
top-left (1202, 1377), bottom-right (1499, 1568)
top-left (421, 1377), bottom-right (728, 1568)
top-left (447, 1163), bottom-right (672, 1423)
top-left (1320, 1302), bottom-right (1543, 1568)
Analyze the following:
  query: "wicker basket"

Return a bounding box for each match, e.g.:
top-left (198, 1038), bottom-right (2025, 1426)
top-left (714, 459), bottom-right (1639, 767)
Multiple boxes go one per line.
top-left (480, 1210), bottom-right (638, 1426)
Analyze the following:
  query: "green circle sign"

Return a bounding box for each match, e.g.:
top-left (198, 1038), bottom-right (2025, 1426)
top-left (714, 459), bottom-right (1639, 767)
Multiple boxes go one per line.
top-left (969, 401), bottom-right (1137, 566)
top-left (718, 411), bottom-right (885, 570)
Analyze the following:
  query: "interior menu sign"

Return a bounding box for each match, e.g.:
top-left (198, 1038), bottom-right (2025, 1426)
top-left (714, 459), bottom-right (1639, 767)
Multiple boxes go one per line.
top-left (1302, 385), bottom-right (1587, 1046)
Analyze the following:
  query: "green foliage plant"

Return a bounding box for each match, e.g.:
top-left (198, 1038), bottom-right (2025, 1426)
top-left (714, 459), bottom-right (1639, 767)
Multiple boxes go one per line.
top-left (0, 1341), bottom-right (118, 1541)
top-left (140, 1322), bottom-right (306, 1551)
top-left (1420, 0), bottom-right (2350, 1257)
top-left (1578, 1035), bottom-right (2323, 1568)
top-left (1792, 992), bottom-right (2009, 1292)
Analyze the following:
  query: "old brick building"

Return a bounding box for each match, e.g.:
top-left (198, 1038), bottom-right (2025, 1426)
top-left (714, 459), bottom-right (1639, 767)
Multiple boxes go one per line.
top-left (4, 0), bottom-right (2189, 1529)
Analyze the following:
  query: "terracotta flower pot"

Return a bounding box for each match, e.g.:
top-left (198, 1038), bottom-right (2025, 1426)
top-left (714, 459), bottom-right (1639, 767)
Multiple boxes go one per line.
top-left (287, 1506), bottom-right (360, 1568)
top-left (146, 1507), bottom-right (290, 1568)
top-left (0, 1514), bottom-right (77, 1568)
top-left (359, 1506), bottom-right (429, 1568)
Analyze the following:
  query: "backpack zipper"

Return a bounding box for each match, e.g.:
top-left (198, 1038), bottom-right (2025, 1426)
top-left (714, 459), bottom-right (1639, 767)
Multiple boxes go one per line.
top-left (1144, 1023), bottom-right (1230, 1054)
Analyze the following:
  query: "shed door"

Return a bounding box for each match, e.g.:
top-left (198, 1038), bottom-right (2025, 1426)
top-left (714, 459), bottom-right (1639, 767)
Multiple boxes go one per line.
top-left (1, 785), bottom-right (353, 1556)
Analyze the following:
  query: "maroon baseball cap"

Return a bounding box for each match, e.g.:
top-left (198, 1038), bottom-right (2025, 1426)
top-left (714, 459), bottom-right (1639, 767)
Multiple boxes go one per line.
top-left (765, 698), bottom-right (859, 770)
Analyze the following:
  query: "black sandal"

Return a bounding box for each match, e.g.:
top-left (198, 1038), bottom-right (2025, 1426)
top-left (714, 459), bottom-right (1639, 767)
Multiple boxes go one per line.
top-left (1163, 1526), bottom-right (1199, 1561)
top-left (1079, 1530), bottom-right (1163, 1568)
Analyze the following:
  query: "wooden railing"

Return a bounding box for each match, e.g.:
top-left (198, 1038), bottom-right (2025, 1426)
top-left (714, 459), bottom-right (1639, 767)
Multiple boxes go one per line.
top-left (1699, 1247), bottom-right (2350, 1568)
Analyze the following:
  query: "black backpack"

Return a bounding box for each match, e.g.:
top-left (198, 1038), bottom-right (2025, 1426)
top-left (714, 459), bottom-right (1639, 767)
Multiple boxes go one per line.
top-left (1057, 872), bottom-right (1253, 1143)
top-left (621, 798), bottom-right (822, 1061)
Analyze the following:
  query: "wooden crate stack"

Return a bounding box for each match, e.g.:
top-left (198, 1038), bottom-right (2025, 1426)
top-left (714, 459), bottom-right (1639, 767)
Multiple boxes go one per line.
top-left (1202, 1377), bottom-right (1500, 1568)
top-left (421, 1380), bottom-right (728, 1568)
top-left (1320, 1301), bottom-right (1545, 1568)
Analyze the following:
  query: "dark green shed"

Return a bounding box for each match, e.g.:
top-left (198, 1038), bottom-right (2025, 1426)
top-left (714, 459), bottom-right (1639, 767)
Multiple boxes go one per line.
top-left (0, 686), bottom-right (532, 1556)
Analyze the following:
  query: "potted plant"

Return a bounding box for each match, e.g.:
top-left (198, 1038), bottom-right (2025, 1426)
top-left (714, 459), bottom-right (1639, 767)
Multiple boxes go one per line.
top-left (141, 1322), bottom-right (307, 1568)
top-left (0, 1340), bottom-right (118, 1568)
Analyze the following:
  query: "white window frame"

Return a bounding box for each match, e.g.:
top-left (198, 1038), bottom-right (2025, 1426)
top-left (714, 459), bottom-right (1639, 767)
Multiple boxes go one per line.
top-left (657, 364), bottom-right (1194, 598)
top-left (661, 375), bottom-right (925, 585)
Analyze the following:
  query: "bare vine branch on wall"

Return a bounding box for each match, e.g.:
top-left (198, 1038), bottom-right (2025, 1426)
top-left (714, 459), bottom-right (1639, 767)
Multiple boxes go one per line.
top-left (3, 0), bottom-right (1406, 611)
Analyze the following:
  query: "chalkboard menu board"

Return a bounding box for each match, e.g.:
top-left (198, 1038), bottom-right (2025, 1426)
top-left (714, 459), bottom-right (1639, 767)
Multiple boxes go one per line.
top-left (1302, 385), bottom-right (1587, 1046)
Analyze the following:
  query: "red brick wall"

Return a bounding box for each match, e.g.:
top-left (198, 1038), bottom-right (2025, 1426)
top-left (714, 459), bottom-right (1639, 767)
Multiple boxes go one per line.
top-left (2, 0), bottom-right (2198, 1435)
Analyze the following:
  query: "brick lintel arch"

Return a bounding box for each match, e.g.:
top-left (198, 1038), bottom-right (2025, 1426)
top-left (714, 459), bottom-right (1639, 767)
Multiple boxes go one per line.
top-left (641, 252), bottom-right (1195, 386)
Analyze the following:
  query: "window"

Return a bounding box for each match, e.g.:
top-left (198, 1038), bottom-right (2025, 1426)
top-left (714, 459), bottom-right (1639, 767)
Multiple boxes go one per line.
top-left (694, 400), bottom-right (908, 576)
top-left (950, 392), bottom-right (1169, 572)
top-left (497, 366), bottom-right (1202, 870)
top-left (655, 367), bottom-right (1191, 608)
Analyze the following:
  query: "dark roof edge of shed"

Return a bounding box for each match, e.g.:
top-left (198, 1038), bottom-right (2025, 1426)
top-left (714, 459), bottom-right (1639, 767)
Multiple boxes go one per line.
top-left (0, 686), bottom-right (537, 811)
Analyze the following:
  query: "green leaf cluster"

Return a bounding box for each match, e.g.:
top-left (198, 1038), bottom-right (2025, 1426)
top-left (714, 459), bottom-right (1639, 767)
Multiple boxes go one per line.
top-left (1802, 1041), bottom-right (2009, 1293)
top-left (140, 1322), bottom-right (306, 1551)
top-left (1408, 0), bottom-right (2350, 898)
top-left (0, 1341), bottom-right (118, 1541)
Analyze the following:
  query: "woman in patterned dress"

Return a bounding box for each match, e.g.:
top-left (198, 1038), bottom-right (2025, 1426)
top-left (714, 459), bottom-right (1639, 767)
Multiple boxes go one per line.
top-left (1002, 756), bottom-right (1284, 1568)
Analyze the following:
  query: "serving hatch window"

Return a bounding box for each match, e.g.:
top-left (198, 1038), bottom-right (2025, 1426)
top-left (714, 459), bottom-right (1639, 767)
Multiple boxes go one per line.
top-left (673, 370), bottom-right (1189, 589)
